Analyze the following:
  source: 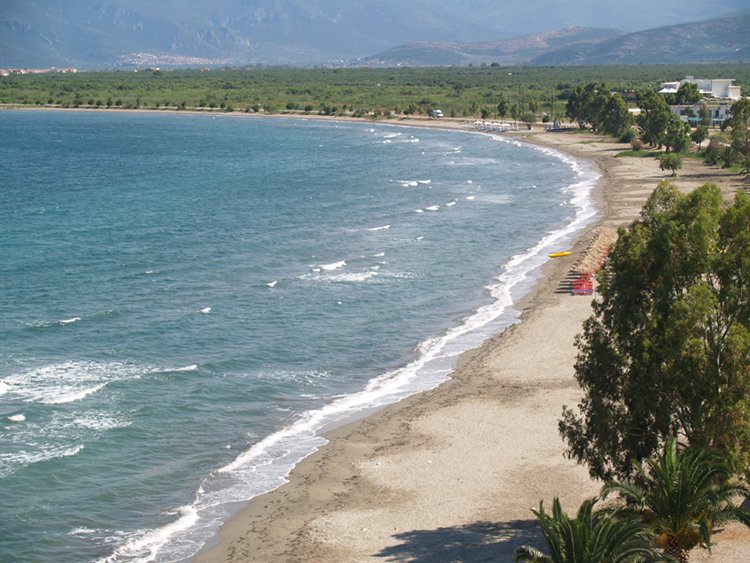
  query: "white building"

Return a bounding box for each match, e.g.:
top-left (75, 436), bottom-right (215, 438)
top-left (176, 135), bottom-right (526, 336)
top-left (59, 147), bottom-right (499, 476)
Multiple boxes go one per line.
top-left (658, 76), bottom-right (742, 100)
top-left (669, 102), bottom-right (733, 127)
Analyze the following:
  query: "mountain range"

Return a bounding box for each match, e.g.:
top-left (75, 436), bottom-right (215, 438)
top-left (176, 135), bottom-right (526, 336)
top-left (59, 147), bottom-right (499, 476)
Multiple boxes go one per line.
top-left (0, 1), bottom-right (748, 68)
top-left (366, 15), bottom-right (750, 66)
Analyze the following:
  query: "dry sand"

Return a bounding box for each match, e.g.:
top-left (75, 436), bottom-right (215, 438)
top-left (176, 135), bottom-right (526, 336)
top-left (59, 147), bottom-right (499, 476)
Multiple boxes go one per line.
top-left (194, 124), bottom-right (748, 562)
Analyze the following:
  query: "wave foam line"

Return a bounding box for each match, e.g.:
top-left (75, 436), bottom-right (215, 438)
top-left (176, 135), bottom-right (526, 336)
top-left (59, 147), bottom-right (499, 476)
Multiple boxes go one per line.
top-left (0, 444), bottom-right (84, 479)
top-left (173, 365), bottom-right (199, 373)
top-left (319, 260), bottom-right (346, 271)
top-left (324, 271), bottom-right (379, 284)
top-left (3, 361), bottom-right (147, 405)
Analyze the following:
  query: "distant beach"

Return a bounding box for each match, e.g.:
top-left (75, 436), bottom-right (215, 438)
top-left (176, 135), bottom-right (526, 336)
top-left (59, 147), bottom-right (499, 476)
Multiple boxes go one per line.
top-left (193, 124), bottom-right (749, 562)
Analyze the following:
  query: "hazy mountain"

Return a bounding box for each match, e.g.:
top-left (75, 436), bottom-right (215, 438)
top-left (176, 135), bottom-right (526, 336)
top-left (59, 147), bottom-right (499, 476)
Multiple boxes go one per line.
top-left (534, 15), bottom-right (750, 65)
top-left (0, 0), bottom-right (748, 68)
top-left (363, 28), bottom-right (625, 66)
top-left (366, 15), bottom-right (750, 67)
top-left (0, 0), bottom-right (499, 67)
top-left (450, 0), bottom-right (748, 35)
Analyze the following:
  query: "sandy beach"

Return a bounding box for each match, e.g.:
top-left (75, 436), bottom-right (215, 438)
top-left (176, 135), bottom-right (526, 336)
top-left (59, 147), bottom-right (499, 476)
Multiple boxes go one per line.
top-left (185, 123), bottom-right (748, 562)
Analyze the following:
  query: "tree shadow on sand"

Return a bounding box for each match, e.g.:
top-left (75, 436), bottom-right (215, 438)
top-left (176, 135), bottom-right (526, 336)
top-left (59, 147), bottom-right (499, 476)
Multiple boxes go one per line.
top-left (374, 519), bottom-right (543, 562)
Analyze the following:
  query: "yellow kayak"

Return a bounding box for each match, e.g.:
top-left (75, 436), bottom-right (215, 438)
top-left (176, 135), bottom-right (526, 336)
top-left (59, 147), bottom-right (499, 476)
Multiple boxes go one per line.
top-left (548, 251), bottom-right (572, 258)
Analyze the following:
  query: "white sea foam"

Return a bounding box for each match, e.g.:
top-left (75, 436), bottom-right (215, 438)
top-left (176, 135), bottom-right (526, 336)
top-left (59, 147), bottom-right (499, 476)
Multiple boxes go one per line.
top-left (446, 201), bottom-right (456, 207)
top-left (173, 364), bottom-right (199, 372)
top-left (415, 209), bottom-right (424, 213)
top-left (382, 139), bottom-right (392, 144)
top-left (102, 504), bottom-right (200, 563)
top-left (320, 260), bottom-right (346, 271)
top-left (425, 205), bottom-right (440, 211)
top-left (2, 361), bottom-right (147, 405)
top-left (417, 179), bottom-right (431, 184)
top-left (8, 413), bottom-right (25, 422)
top-left (327, 272), bottom-right (379, 283)
top-left (267, 280), bottom-right (278, 288)
top-left (476, 194), bottom-right (513, 205)
top-left (73, 413), bottom-right (131, 431)
top-left (383, 133), bottom-right (402, 139)
top-left (465, 195), bottom-right (476, 200)
top-left (0, 380), bottom-right (8, 395)
top-left (0, 444), bottom-right (84, 479)
top-left (200, 307), bottom-right (211, 314)
top-left (59, 317), bottom-right (81, 325)
top-left (400, 180), bottom-right (419, 187)
top-left (301, 269), bottom-right (379, 284)
top-left (373, 252), bottom-right (385, 257)
top-left (69, 527), bottom-right (98, 536)
top-left (367, 225), bottom-right (390, 231)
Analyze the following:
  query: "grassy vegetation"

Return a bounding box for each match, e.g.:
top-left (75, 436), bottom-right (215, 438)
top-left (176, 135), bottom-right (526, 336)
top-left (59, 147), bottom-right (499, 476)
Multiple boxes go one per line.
top-left (2, 64), bottom-right (749, 119)
top-left (615, 150), bottom-right (664, 157)
top-left (680, 151), bottom-right (706, 161)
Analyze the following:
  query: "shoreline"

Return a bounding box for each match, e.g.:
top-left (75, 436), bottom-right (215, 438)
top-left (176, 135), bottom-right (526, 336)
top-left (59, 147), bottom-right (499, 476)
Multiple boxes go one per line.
top-left (191, 124), bottom-right (747, 561)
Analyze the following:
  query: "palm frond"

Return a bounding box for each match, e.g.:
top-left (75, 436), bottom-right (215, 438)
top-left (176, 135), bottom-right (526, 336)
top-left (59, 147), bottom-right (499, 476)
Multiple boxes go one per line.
top-left (514, 544), bottom-right (554, 562)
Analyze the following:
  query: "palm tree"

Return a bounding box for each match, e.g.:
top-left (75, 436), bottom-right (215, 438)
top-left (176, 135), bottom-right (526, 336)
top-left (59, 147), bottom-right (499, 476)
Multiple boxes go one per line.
top-left (602, 439), bottom-right (750, 562)
top-left (514, 497), bottom-right (661, 562)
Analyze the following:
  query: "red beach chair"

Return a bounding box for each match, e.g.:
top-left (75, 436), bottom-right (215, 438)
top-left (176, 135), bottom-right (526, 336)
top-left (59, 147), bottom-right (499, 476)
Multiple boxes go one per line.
top-left (572, 273), bottom-right (594, 295)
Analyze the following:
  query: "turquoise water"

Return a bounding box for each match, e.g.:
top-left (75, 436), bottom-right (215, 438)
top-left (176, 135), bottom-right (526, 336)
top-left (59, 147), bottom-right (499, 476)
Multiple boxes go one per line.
top-left (0, 110), bottom-right (597, 562)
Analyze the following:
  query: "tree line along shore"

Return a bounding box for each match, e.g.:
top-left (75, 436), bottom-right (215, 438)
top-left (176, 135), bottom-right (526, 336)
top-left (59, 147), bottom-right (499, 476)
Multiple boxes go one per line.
top-left (1, 64), bottom-right (748, 121)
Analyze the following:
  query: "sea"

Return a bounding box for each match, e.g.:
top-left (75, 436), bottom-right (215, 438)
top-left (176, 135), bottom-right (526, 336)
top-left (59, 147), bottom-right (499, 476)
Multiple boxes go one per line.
top-left (0, 110), bottom-right (598, 562)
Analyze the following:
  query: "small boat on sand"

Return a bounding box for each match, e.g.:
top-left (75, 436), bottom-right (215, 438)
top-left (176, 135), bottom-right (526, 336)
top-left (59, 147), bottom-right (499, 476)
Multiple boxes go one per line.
top-left (548, 251), bottom-right (572, 258)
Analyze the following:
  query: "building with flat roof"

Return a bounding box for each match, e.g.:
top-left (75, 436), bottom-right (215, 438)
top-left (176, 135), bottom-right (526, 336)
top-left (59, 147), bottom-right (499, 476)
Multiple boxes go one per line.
top-left (658, 76), bottom-right (742, 100)
top-left (669, 102), bottom-right (733, 127)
